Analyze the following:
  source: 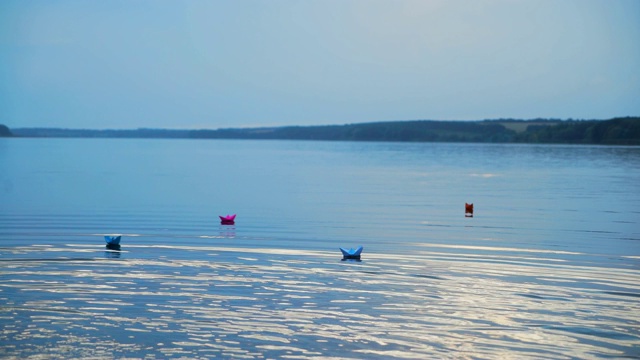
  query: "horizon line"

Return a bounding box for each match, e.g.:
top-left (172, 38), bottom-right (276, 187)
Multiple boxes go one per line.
top-left (8, 116), bottom-right (636, 132)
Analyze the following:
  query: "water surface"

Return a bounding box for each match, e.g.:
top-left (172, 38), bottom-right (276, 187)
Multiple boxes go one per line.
top-left (1, 139), bottom-right (639, 359)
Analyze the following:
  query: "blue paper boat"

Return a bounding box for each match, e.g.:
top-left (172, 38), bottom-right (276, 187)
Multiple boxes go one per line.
top-left (104, 235), bottom-right (122, 245)
top-left (340, 246), bottom-right (363, 260)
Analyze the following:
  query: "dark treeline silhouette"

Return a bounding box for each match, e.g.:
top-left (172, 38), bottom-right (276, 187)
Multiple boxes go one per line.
top-left (7, 117), bottom-right (640, 145)
top-left (0, 124), bottom-right (12, 137)
top-left (513, 118), bottom-right (640, 145)
top-left (189, 120), bottom-right (515, 142)
top-left (7, 127), bottom-right (191, 139)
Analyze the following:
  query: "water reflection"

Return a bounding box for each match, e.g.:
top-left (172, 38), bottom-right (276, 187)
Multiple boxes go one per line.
top-left (219, 225), bottom-right (236, 238)
top-left (1, 242), bottom-right (638, 359)
top-left (104, 250), bottom-right (121, 259)
top-left (105, 243), bottom-right (121, 251)
top-left (104, 243), bottom-right (122, 258)
top-left (1, 141), bottom-right (639, 359)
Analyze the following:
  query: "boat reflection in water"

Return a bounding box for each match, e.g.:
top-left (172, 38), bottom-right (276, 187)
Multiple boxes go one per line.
top-left (105, 243), bottom-right (121, 251)
top-left (104, 248), bottom-right (121, 258)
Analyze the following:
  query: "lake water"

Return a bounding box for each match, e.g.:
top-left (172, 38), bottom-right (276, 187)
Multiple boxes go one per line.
top-left (0, 138), bottom-right (639, 359)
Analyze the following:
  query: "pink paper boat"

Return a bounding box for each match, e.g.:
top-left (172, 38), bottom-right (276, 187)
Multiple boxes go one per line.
top-left (219, 214), bottom-right (236, 225)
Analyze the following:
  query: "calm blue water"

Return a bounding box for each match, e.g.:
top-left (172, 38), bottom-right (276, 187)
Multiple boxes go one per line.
top-left (1, 138), bottom-right (639, 359)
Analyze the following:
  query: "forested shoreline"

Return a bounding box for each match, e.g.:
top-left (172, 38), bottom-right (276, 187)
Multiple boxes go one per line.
top-left (0, 124), bottom-right (12, 137)
top-left (3, 117), bottom-right (640, 145)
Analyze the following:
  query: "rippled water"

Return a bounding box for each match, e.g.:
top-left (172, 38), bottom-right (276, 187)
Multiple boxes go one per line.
top-left (1, 139), bottom-right (639, 359)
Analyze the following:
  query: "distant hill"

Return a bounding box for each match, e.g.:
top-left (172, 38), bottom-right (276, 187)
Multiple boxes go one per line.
top-left (0, 124), bottom-right (12, 137)
top-left (9, 117), bottom-right (640, 145)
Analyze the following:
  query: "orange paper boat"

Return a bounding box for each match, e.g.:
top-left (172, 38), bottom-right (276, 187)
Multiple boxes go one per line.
top-left (465, 203), bottom-right (474, 217)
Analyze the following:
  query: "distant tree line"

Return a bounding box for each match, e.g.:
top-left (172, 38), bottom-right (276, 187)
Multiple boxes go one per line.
top-left (5, 127), bottom-right (191, 138)
top-left (188, 120), bottom-right (516, 142)
top-left (5, 117), bottom-right (640, 145)
top-left (513, 117), bottom-right (640, 145)
top-left (0, 124), bottom-right (12, 137)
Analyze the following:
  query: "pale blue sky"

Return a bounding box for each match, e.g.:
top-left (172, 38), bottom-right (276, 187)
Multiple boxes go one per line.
top-left (1, 0), bottom-right (639, 129)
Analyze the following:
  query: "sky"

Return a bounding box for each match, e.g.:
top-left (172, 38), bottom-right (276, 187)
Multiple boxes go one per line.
top-left (0, 0), bottom-right (639, 130)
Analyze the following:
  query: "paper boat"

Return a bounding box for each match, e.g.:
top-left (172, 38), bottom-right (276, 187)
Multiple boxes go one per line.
top-left (104, 235), bottom-right (122, 245)
top-left (465, 203), bottom-right (474, 217)
top-left (340, 246), bottom-right (363, 260)
top-left (219, 214), bottom-right (236, 225)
